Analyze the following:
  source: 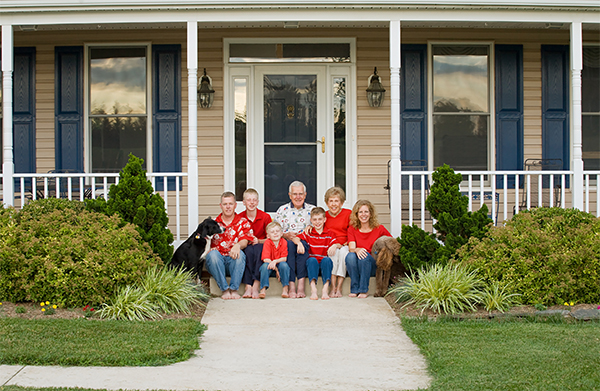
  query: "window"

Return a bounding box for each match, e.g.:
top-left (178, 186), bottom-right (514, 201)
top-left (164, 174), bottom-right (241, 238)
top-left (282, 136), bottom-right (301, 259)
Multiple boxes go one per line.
top-left (333, 77), bottom-right (346, 190)
top-left (582, 46), bottom-right (600, 172)
top-left (432, 45), bottom-right (490, 171)
top-left (89, 46), bottom-right (148, 172)
top-left (229, 43), bottom-right (350, 63)
top-left (234, 78), bottom-right (248, 201)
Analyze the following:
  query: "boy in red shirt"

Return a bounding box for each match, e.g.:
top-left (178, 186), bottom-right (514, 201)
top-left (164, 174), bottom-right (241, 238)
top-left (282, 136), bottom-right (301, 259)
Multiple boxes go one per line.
top-left (293, 207), bottom-right (337, 300)
top-left (240, 188), bottom-right (272, 299)
top-left (259, 222), bottom-right (291, 298)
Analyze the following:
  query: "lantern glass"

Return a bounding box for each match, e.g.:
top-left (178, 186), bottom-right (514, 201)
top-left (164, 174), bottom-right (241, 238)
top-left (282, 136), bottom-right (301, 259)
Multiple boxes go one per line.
top-left (366, 68), bottom-right (386, 108)
top-left (198, 69), bottom-right (215, 109)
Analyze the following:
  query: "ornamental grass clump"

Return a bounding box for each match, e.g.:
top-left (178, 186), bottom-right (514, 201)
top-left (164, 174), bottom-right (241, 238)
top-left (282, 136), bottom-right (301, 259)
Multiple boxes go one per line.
top-left (98, 266), bottom-right (209, 321)
top-left (389, 263), bottom-right (484, 315)
top-left (480, 281), bottom-right (521, 313)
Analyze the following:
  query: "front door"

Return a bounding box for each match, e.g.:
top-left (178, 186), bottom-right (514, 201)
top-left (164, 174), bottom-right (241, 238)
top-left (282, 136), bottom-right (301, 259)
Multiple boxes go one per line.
top-left (257, 67), bottom-right (328, 212)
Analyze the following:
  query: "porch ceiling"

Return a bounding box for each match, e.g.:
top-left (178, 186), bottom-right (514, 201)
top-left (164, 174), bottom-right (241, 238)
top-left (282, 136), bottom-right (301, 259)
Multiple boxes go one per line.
top-left (15, 20), bottom-right (600, 31)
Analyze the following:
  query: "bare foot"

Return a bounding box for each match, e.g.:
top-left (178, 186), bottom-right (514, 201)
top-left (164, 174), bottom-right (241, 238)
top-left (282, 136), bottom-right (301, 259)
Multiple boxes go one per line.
top-left (259, 288), bottom-right (266, 299)
top-left (321, 291), bottom-right (330, 300)
top-left (230, 291), bottom-right (241, 300)
top-left (358, 293), bottom-right (368, 299)
top-left (242, 285), bottom-right (252, 298)
top-left (310, 285), bottom-right (318, 300)
top-left (252, 290), bottom-right (260, 299)
top-left (289, 290), bottom-right (297, 299)
top-left (348, 293), bottom-right (358, 298)
top-left (281, 286), bottom-right (290, 298)
top-left (221, 290), bottom-right (232, 300)
top-left (289, 282), bottom-right (297, 298)
top-left (334, 290), bottom-right (342, 298)
top-left (297, 278), bottom-right (306, 298)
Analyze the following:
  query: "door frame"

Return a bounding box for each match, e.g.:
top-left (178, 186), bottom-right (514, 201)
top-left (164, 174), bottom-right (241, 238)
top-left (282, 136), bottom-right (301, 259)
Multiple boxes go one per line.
top-left (223, 38), bottom-right (357, 211)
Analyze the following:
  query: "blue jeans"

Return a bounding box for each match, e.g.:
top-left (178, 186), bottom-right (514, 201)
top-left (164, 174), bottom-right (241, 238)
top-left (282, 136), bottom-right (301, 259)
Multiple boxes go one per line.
top-left (287, 239), bottom-right (310, 282)
top-left (242, 243), bottom-right (264, 285)
top-left (345, 252), bottom-right (376, 294)
top-left (259, 261), bottom-right (291, 290)
top-left (205, 249), bottom-right (246, 292)
top-left (306, 257), bottom-right (333, 285)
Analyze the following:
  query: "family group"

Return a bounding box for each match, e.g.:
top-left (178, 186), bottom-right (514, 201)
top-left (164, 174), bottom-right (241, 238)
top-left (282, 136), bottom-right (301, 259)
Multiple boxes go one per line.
top-left (205, 181), bottom-right (391, 300)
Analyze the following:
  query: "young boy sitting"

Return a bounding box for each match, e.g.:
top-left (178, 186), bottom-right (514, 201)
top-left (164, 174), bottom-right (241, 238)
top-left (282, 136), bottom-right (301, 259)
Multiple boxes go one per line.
top-left (240, 188), bottom-right (272, 299)
top-left (259, 221), bottom-right (291, 299)
top-left (293, 207), bottom-right (337, 300)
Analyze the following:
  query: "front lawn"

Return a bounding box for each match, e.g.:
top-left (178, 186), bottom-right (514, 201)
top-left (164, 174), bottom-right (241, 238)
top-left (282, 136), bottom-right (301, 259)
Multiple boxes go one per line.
top-left (402, 316), bottom-right (600, 391)
top-left (0, 318), bottom-right (205, 367)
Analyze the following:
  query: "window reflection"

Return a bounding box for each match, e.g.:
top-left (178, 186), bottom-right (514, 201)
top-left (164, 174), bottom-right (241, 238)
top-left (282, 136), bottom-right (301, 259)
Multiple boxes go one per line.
top-left (432, 45), bottom-right (490, 171)
top-left (234, 78), bottom-right (248, 201)
top-left (91, 116), bottom-right (147, 172)
top-left (333, 77), bottom-right (346, 191)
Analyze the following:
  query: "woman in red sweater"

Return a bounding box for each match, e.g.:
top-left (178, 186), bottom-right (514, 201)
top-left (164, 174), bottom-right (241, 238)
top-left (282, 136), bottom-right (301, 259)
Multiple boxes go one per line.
top-left (323, 187), bottom-right (352, 298)
top-left (346, 199), bottom-right (391, 298)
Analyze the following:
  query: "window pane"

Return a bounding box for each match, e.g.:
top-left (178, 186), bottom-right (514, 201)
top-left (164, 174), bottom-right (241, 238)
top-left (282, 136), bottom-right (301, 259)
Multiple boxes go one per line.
top-left (90, 48), bottom-right (146, 115)
top-left (583, 47), bottom-right (600, 113)
top-left (433, 47), bottom-right (488, 113)
top-left (91, 116), bottom-right (147, 172)
top-left (230, 43), bottom-right (350, 63)
top-left (333, 77), bottom-right (346, 191)
top-left (234, 78), bottom-right (247, 201)
top-left (583, 115), bottom-right (600, 171)
top-left (433, 114), bottom-right (488, 171)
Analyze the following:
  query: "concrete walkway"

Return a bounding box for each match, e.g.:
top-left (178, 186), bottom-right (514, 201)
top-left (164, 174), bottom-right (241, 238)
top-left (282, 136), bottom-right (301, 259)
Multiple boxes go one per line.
top-left (1, 297), bottom-right (431, 391)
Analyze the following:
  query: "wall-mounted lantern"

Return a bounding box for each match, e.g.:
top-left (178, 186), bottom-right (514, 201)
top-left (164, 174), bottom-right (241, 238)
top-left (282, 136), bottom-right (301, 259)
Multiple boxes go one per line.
top-left (198, 68), bottom-right (215, 109)
top-left (366, 67), bottom-right (386, 108)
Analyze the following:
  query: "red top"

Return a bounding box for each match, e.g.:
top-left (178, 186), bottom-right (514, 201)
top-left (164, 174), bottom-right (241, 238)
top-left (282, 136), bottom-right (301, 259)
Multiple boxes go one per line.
top-left (325, 208), bottom-right (351, 245)
top-left (240, 209), bottom-right (272, 240)
top-left (297, 228), bottom-right (338, 262)
top-left (211, 213), bottom-right (254, 256)
top-left (347, 225), bottom-right (392, 253)
top-left (261, 238), bottom-right (288, 261)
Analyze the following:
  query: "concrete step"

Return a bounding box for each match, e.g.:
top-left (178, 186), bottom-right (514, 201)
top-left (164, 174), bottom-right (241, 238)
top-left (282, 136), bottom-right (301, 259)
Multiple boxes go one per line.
top-left (209, 276), bottom-right (376, 297)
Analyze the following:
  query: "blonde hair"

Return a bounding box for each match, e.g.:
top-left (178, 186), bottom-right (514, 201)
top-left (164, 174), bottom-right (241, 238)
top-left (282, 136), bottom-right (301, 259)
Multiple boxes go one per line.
top-left (243, 188), bottom-right (259, 199)
top-left (324, 186), bottom-right (346, 204)
top-left (266, 221), bottom-right (283, 234)
top-left (349, 199), bottom-right (380, 229)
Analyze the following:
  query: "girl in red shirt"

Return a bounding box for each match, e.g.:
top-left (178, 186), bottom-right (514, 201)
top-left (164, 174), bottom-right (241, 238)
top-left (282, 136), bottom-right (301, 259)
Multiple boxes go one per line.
top-left (346, 200), bottom-right (391, 298)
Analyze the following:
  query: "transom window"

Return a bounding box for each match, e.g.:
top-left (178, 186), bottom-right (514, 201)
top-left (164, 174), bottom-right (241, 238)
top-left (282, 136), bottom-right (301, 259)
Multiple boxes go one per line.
top-left (88, 46), bottom-right (148, 172)
top-left (431, 45), bottom-right (490, 171)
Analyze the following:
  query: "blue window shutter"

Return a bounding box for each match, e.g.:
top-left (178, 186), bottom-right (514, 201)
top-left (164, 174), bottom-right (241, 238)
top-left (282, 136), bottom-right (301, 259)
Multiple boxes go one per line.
top-left (55, 46), bottom-right (83, 172)
top-left (495, 45), bottom-right (524, 189)
top-left (542, 45), bottom-right (569, 170)
top-left (401, 44), bottom-right (427, 164)
top-left (152, 44), bottom-right (181, 191)
top-left (13, 47), bottom-right (36, 175)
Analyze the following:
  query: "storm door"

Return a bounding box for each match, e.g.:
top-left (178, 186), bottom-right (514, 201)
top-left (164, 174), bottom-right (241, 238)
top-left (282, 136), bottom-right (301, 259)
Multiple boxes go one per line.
top-left (261, 71), bottom-right (327, 212)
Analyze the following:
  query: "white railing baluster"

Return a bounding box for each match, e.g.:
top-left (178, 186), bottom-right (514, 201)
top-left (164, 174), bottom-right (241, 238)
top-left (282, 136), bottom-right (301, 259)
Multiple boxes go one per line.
top-left (176, 176), bottom-right (181, 241)
top-left (585, 174), bottom-right (590, 213)
top-left (408, 173), bottom-right (413, 226)
top-left (420, 173), bottom-right (425, 228)
top-left (503, 174), bottom-right (508, 222)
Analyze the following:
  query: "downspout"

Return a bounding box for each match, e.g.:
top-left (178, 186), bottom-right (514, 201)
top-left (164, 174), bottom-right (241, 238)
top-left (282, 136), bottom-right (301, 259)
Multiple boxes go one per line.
top-left (2, 25), bottom-right (14, 207)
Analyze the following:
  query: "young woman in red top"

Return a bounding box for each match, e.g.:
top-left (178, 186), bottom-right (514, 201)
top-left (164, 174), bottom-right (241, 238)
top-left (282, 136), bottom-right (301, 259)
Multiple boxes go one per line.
top-left (346, 199), bottom-right (391, 298)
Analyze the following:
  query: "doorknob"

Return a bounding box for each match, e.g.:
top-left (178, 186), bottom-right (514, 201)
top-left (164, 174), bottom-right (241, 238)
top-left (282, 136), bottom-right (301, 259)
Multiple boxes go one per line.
top-left (317, 136), bottom-right (325, 153)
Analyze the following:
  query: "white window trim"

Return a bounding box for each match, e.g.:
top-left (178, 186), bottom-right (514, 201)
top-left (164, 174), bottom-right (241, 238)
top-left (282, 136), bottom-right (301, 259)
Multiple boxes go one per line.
top-left (427, 41), bottom-right (496, 175)
top-left (224, 38), bottom-right (357, 211)
top-left (83, 42), bottom-right (153, 174)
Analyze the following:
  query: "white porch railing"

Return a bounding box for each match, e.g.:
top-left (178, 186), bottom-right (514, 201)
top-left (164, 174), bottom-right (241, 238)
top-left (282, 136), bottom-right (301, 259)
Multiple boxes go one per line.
top-left (396, 170), bottom-right (600, 232)
top-left (3, 172), bottom-right (188, 242)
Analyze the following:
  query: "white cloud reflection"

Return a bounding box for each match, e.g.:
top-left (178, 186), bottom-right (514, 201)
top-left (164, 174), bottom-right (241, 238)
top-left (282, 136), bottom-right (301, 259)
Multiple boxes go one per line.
top-left (90, 57), bottom-right (146, 115)
top-left (433, 55), bottom-right (488, 113)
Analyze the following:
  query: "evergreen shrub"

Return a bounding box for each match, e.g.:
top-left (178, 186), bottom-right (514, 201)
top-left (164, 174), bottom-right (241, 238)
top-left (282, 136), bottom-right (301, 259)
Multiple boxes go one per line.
top-left (398, 164), bottom-right (493, 270)
top-left (456, 207), bottom-right (600, 305)
top-left (0, 199), bottom-right (162, 307)
top-left (86, 154), bottom-right (174, 263)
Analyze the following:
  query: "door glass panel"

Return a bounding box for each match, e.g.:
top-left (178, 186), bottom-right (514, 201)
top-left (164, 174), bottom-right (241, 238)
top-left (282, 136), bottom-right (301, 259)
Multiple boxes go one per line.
top-left (234, 78), bottom-right (248, 200)
top-left (333, 77), bottom-right (346, 190)
top-left (264, 74), bottom-right (317, 211)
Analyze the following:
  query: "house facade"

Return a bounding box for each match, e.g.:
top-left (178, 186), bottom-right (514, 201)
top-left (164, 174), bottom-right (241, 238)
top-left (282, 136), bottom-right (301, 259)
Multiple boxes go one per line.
top-left (1, 1), bottom-right (599, 243)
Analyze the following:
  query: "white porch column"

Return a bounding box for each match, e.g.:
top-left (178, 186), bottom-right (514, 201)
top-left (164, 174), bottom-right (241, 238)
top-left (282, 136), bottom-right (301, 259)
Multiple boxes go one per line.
top-left (571, 22), bottom-right (584, 210)
top-left (187, 21), bottom-right (199, 232)
top-left (389, 20), bottom-right (402, 236)
top-left (2, 25), bottom-right (14, 207)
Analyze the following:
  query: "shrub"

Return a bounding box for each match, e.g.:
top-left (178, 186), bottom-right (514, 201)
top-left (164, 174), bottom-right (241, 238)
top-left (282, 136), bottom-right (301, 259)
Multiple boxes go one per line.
top-left (399, 165), bottom-right (493, 269)
top-left (0, 199), bottom-right (162, 307)
top-left (86, 154), bottom-right (174, 263)
top-left (388, 263), bottom-right (484, 315)
top-left (480, 281), bottom-right (521, 313)
top-left (99, 266), bottom-right (209, 320)
top-left (456, 207), bottom-right (600, 305)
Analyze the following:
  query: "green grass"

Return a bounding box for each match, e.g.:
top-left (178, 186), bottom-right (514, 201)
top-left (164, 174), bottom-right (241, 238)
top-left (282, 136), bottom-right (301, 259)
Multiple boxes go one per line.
top-left (402, 316), bottom-right (600, 391)
top-left (0, 318), bottom-right (205, 367)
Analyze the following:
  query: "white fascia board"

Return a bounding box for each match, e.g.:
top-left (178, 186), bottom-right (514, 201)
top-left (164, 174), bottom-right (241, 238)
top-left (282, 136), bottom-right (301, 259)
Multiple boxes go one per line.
top-left (0, 0), bottom-right (599, 10)
top-left (1, 7), bottom-right (598, 27)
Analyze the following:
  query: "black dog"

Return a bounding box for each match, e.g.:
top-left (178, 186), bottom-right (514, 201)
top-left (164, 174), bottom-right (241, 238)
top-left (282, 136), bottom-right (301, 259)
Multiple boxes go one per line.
top-left (169, 217), bottom-right (224, 280)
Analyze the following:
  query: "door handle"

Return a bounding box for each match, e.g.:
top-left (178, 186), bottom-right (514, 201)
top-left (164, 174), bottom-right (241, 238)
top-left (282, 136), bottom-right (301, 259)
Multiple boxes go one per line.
top-left (317, 136), bottom-right (325, 153)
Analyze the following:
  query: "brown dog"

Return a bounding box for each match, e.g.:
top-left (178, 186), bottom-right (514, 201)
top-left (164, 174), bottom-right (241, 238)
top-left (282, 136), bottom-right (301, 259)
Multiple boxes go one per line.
top-left (371, 236), bottom-right (403, 297)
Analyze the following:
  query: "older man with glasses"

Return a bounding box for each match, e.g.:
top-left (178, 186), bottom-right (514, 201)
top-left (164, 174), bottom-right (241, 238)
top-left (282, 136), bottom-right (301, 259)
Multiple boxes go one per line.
top-left (274, 181), bottom-right (315, 298)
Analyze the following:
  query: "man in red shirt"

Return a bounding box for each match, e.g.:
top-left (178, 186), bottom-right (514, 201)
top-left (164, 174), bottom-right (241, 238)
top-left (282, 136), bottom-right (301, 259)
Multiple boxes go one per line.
top-left (206, 191), bottom-right (253, 300)
top-left (239, 188), bottom-right (272, 299)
